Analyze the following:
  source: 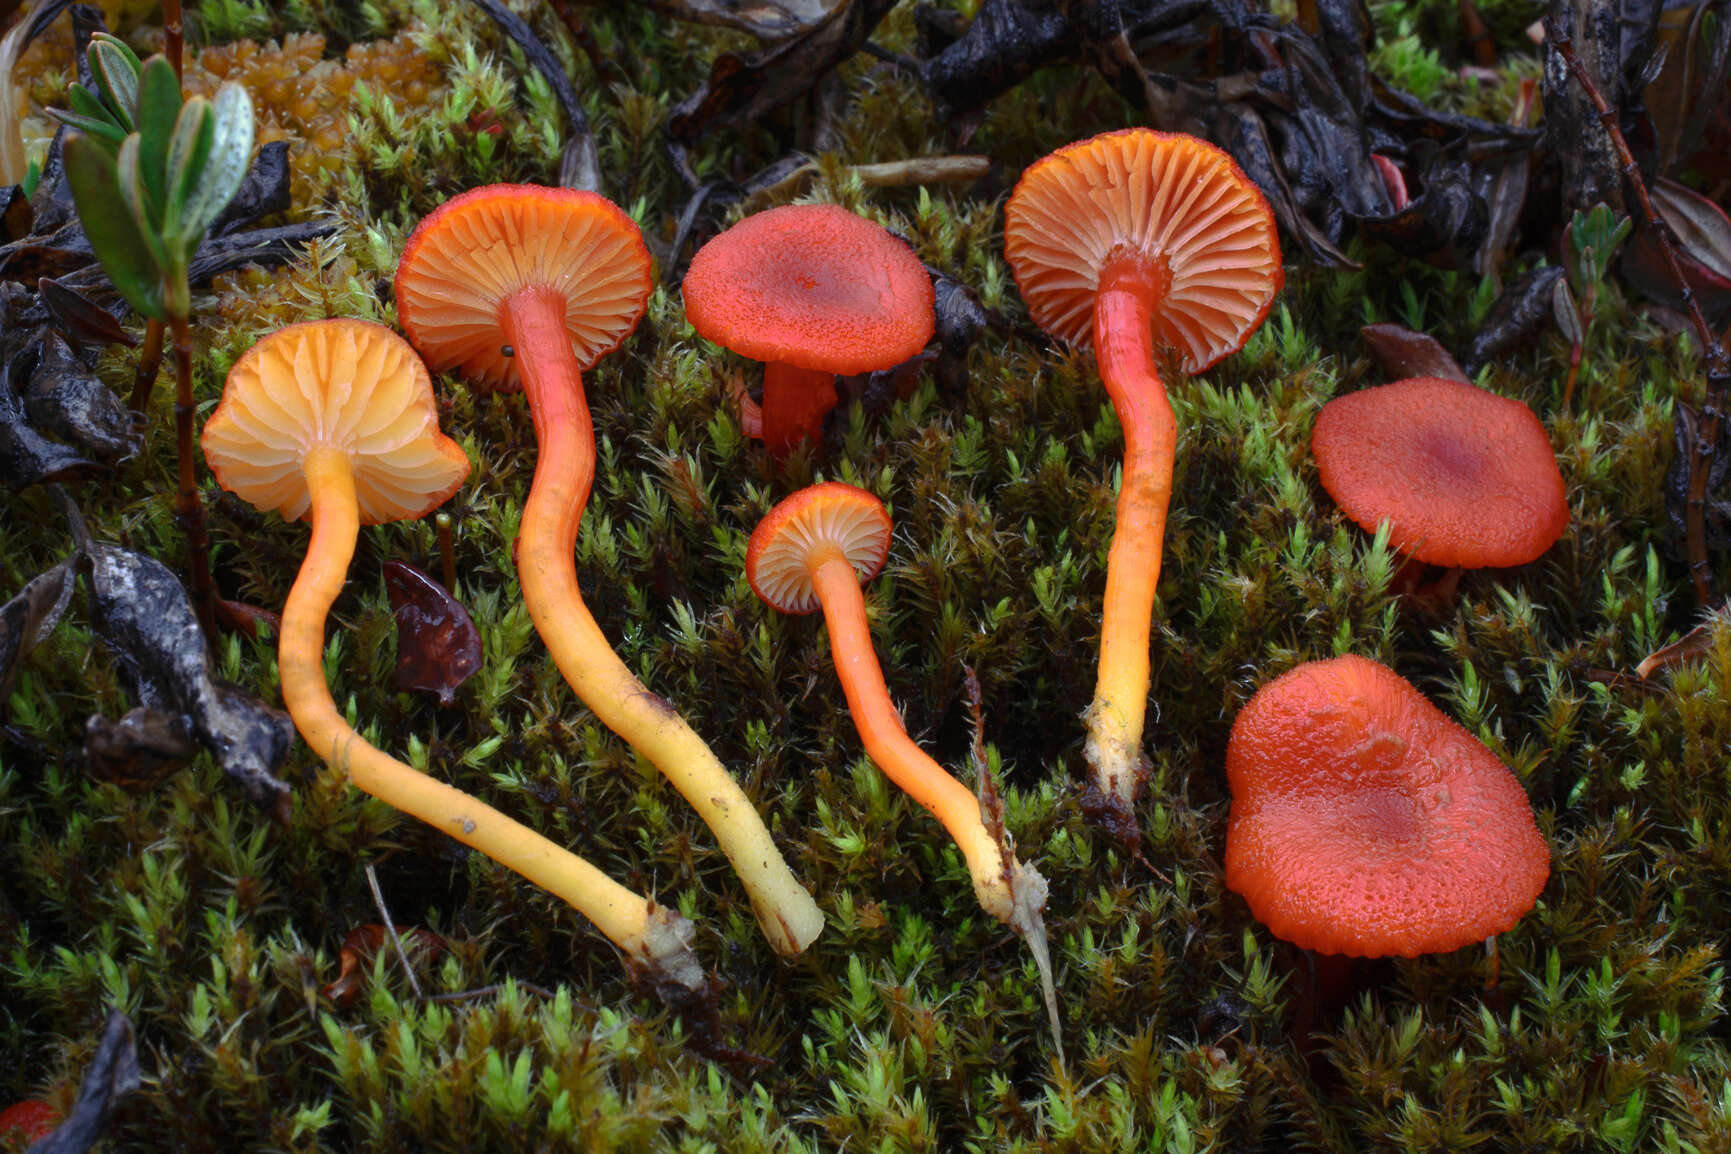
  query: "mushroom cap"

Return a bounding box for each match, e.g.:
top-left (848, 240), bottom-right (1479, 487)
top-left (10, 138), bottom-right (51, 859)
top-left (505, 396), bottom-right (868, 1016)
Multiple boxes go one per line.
top-left (1003, 128), bottom-right (1282, 371)
top-left (1311, 376), bottom-right (1569, 568)
top-left (394, 183), bottom-right (652, 390)
top-left (681, 204), bottom-right (935, 376)
top-left (202, 318), bottom-right (470, 525)
top-left (1224, 654), bottom-right (1550, 958)
top-left (746, 482), bottom-right (893, 614)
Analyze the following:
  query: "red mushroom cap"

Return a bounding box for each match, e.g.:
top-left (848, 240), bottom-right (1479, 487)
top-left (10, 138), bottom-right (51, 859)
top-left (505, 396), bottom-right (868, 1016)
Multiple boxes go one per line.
top-left (1311, 376), bottom-right (1569, 569)
top-left (394, 184), bottom-right (652, 390)
top-left (1224, 654), bottom-right (1550, 958)
top-left (1003, 128), bottom-right (1282, 370)
top-left (682, 204), bottom-right (935, 376)
top-left (745, 482), bottom-right (892, 614)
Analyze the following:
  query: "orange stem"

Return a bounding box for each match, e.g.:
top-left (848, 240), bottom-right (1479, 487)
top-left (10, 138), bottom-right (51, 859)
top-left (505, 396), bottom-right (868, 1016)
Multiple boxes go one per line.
top-left (504, 287), bottom-right (824, 957)
top-left (809, 547), bottom-right (1015, 923)
top-left (279, 447), bottom-right (700, 988)
top-left (1083, 254), bottom-right (1177, 817)
top-left (761, 361), bottom-right (837, 456)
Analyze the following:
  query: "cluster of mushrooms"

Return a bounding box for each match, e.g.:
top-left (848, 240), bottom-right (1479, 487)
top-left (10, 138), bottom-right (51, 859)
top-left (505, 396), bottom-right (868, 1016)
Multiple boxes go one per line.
top-left (200, 127), bottom-right (1561, 1012)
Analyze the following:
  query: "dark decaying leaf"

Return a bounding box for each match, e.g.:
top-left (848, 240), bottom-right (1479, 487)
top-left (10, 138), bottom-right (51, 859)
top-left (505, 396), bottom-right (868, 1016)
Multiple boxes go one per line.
top-left (1667, 402), bottom-right (1731, 552)
top-left (919, 0), bottom-right (1093, 116)
top-left (82, 706), bottom-right (198, 789)
top-left (1461, 264), bottom-right (1566, 376)
top-left (1356, 143), bottom-right (1488, 266)
top-left (208, 141), bottom-right (290, 236)
top-left (1360, 323), bottom-right (1470, 382)
top-left (25, 1007), bottom-right (139, 1154)
top-left (0, 349), bottom-right (102, 491)
top-left (0, 554), bottom-right (78, 699)
top-left (637, 0), bottom-right (845, 40)
top-left (1621, 178), bottom-right (1731, 326)
top-left (383, 560), bottom-right (482, 707)
top-left (1542, 0), bottom-right (1663, 218)
top-left (932, 273), bottom-right (988, 397)
top-left (322, 924), bottom-right (447, 1006)
top-left (22, 332), bottom-right (141, 461)
top-left (668, 0), bottom-right (901, 144)
top-left (36, 277), bottom-right (136, 349)
top-left (84, 541), bottom-right (293, 808)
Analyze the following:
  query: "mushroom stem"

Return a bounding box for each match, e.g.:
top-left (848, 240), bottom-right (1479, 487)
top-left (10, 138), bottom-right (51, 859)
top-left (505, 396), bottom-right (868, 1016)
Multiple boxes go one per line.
top-left (1082, 255), bottom-right (1177, 829)
top-left (809, 546), bottom-right (1028, 925)
top-left (503, 286), bottom-right (826, 958)
top-left (280, 445), bottom-right (704, 992)
top-left (761, 361), bottom-right (837, 455)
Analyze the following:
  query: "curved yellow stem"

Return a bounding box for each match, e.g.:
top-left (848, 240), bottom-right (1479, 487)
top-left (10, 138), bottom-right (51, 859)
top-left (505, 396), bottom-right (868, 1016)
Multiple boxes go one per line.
top-left (504, 287), bottom-right (825, 957)
top-left (280, 446), bottom-right (702, 991)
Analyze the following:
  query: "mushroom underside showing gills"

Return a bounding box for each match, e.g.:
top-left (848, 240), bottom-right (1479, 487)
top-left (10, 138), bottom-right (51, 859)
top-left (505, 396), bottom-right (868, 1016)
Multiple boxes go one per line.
top-left (395, 184), bottom-right (825, 957)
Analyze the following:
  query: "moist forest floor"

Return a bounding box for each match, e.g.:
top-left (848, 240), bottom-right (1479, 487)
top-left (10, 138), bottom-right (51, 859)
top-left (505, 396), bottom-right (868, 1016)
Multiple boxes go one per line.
top-left (3, 1), bottom-right (1731, 1151)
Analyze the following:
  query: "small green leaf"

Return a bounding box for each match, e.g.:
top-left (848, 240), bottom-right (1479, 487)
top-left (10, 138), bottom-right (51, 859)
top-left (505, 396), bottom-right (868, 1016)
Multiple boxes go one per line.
top-left (165, 97), bottom-right (214, 241)
top-left (133, 55), bottom-right (180, 225)
top-left (116, 133), bottom-right (173, 281)
top-left (62, 133), bottom-right (164, 321)
top-left (89, 37), bottom-right (140, 131)
top-left (177, 83), bottom-right (253, 241)
top-left (47, 105), bottom-right (127, 147)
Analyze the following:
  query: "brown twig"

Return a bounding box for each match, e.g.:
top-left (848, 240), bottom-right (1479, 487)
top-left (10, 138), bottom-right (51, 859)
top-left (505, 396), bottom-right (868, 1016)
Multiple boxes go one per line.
top-left (1553, 31), bottom-right (1730, 604)
top-left (129, 318), bottom-right (165, 412)
top-left (163, 0), bottom-right (182, 81)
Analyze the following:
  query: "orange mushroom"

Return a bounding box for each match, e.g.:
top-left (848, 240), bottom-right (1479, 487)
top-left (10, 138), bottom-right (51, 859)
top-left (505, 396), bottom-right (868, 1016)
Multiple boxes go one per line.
top-left (1224, 654), bottom-right (1550, 958)
top-left (682, 203), bottom-right (935, 456)
top-left (202, 319), bottom-right (704, 992)
top-left (395, 185), bottom-right (824, 958)
top-left (1003, 129), bottom-right (1282, 842)
top-left (1310, 376), bottom-right (1569, 573)
top-left (746, 484), bottom-right (1054, 962)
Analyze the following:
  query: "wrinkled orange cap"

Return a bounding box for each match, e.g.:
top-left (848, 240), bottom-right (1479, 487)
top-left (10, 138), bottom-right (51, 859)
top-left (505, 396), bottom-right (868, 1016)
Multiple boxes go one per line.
top-left (1224, 655), bottom-right (1550, 958)
top-left (1003, 128), bottom-right (1282, 370)
top-left (1311, 377), bottom-right (1569, 568)
top-left (202, 319), bottom-right (470, 524)
top-left (394, 184), bottom-right (652, 390)
top-left (746, 482), bottom-right (893, 614)
top-left (682, 204), bottom-right (935, 376)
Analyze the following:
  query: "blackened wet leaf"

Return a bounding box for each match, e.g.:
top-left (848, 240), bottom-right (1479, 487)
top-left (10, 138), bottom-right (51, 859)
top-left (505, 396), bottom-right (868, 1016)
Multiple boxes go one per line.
top-left (208, 141), bottom-right (290, 236)
top-left (1461, 264), bottom-right (1565, 376)
top-left (383, 560), bottom-right (481, 707)
top-left (22, 332), bottom-right (141, 461)
top-left (1667, 402), bottom-right (1731, 551)
top-left (0, 350), bottom-right (102, 491)
top-left (919, 0), bottom-right (1077, 116)
top-left (933, 273), bottom-right (987, 397)
top-left (36, 277), bottom-right (135, 349)
top-left (1359, 323), bottom-right (1469, 382)
top-left (322, 924), bottom-right (446, 1006)
top-left (1357, 143), bottom-right (1488, 265)
top-left (0, 555), bottom-right (77, 699)
top-left (668, 0), bottom-right (900, 144)
top-left (82, 706), bottom-right (197, 789)
top-left (641, 0), bottom-right (845, 39)
top-left (26, 1007), bottom-right (138, 1154)
top-left (84, 541), bottom-right (293, 808)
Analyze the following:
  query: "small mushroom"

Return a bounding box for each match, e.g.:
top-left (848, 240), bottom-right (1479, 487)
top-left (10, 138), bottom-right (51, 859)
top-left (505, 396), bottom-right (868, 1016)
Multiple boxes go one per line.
top-left (1310, 375), bottom-right (1570, 572)
top-left (745, 484), bottom-right (1053, 956)
top-left (681, 203), bottom-right (935, 456)
top-left (1003, 129), bottom-right (1283, 842)
top-left (396, 185), bottom-right (824, 958)
top-left (1224, 654), bottom-right (1550, 958)
top-left (202, 319), bottom-right (705, 993)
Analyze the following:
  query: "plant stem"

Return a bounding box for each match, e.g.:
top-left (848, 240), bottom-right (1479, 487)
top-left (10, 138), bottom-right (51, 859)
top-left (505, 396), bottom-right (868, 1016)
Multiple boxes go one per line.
top-left (163, 0), bottom-right (183, 81)
top-left (129, 318), bottom-right (165, 412)
top-left (170, 311), bottom-right (216, 640)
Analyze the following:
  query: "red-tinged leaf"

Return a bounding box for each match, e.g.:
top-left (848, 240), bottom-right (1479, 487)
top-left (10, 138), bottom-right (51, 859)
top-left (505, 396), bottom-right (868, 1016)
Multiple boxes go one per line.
top-left (383, 560), bottom-right (481, 707)
top-left (0, 1099), bottom-right (60, 1141)
top-left (322, 924), bottom-right (446, 1006)
top-left (1359, 323), bottom-right (1469, 382)
top-left (1623, 179), bottom-right (1731, 324)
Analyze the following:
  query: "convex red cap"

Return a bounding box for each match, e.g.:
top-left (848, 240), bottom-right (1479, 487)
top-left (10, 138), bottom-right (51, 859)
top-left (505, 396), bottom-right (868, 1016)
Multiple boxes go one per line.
top-left (1003, 128), bottom-right (1282, 370)
top-left (745, 482), bottom-right (892, 613)
top-left (1311, 376), bottom-right (1569, 569)
top-left (395, 184), bottom-right (652, 390)
top-left (682, 204), bottom-right (935, 376)
top-left (1224, 655), bottom-right (1550, 958)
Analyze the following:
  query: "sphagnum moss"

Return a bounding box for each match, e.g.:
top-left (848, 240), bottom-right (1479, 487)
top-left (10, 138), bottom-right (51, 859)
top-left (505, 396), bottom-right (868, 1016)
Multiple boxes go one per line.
top-left (3, 0), bottom-right (1731, 1150)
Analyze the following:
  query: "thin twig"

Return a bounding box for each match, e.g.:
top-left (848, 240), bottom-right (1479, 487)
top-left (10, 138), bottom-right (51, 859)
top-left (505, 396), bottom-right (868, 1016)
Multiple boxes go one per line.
top-left (1553, 31), bottom-right (1730, 604)
top-left (365, 863), bottom-right (425, 1000)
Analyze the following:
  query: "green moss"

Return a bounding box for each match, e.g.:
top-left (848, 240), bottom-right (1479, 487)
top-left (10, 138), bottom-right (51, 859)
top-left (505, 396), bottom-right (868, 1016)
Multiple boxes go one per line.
top-left (2, 0), bottom-right (1730, 1150)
